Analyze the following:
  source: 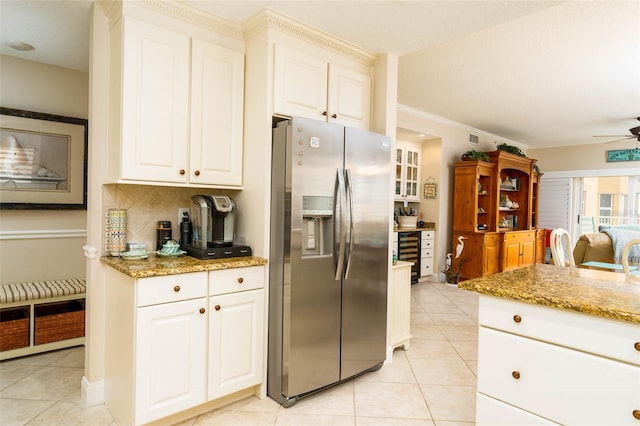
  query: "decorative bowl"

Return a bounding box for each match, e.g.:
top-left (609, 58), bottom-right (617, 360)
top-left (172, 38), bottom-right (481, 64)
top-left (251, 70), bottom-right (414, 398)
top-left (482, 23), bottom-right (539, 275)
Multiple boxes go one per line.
top-left (397, 215), bottom-right (417, 228)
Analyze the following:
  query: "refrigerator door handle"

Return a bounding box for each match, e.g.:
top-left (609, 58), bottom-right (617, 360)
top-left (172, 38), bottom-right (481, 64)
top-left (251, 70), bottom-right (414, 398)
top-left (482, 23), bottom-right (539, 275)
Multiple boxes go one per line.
top-left (334, 168), bottom-right (347, 280)
top-left (344, 169), bottom-right (355, 279)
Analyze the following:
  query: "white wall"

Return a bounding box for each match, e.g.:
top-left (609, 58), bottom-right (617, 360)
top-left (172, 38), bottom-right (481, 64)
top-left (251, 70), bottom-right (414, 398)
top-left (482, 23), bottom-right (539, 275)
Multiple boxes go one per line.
top-left (0, 55), bottom-right (88, 283)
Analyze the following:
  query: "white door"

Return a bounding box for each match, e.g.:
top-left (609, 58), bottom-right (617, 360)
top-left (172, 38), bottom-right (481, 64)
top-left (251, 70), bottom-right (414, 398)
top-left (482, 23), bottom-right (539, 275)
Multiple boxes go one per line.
top-left (273, 44), bottom-right (328, 120)
top-left (135, 298), bottom-right (207, 424)
top-left (328, 64), bottom-right (371, 129)
top-left (190, 39), bottom-right (244, 186)
top-left (121, 17), bottom-right (190, 183)
top-left (208, 289), bottom-right (264, 399)
top-left (394, 142), bottom-right (421, 202)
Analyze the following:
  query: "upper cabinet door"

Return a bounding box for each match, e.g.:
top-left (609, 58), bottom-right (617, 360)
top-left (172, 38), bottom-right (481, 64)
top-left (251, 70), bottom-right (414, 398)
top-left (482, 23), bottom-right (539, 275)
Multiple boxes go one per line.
top-left (273, 44), bottom-right (328, 121)
top-left (394, 142), bottom-right (421, 202)
top-left (121, 17), bottom-right (190, 183)
top-left (190, 40), bottom-right (245, 186)
top-left (328, 64), bottom-right (371, 130)
top-left (273, 44), bottom-right (371, 130)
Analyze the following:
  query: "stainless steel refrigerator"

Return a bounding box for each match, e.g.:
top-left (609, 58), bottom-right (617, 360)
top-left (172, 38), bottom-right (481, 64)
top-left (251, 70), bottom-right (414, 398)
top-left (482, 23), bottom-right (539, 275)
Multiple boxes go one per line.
top-left (268, 117), bottom-right (391, 407)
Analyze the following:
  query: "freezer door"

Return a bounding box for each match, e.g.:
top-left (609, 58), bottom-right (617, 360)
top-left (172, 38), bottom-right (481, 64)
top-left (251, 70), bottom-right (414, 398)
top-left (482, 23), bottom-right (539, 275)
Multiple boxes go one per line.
top-left (285, 117), bottom-right (345, 397)
top-left (341, 127), bottom-right (390, 379)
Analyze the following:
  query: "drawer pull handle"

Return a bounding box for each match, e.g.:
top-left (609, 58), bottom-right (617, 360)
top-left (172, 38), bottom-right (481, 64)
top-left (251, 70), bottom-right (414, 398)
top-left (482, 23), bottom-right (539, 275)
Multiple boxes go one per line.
top-left (199, 308), bottom-right (205, 314)
top-left (512, 371), bottom-right (520, 380)
top-left (215, 305), bottom-right (221, 311)
top-left (634, 342), bottom-right (640, 352)
top-left (173, 285), bottom-right (181, 292)
top-left (179, 169), bottom-right (186, 175)
top-left (513, 314), bottom-right (522, 323)
top-left (237, 277), bottom-right (244, 284)
top-left (633, 410), bottom-right (640, 420)
top-left (194, 170), bottom-right (200, 176)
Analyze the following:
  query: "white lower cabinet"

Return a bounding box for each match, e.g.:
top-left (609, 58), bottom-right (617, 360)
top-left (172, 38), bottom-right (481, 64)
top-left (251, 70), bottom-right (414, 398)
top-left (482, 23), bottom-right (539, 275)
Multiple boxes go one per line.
top-left (105, 266), bottom-right (265, 425)
top-left (136, 298), bottom-right (207, 424)
top-left (208, 289), bottom-right (264, 399)
top-left (420, 230), bottom-right (434, 277)
top-left (476, 295), bottom-right (640, 425)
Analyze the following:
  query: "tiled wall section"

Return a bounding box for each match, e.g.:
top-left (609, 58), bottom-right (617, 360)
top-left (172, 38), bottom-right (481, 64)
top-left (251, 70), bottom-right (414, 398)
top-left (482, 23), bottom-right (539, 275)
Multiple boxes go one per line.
top-left (103, 184), bottom-right (235, 254)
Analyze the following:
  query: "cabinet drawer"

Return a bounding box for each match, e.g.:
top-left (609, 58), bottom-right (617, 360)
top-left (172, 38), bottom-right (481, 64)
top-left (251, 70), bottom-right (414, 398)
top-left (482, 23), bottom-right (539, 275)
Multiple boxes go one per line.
top-left (420, 257), bottom-right (433, 276)
top-left (421, 239), bottom-right (434, 250)
top-left (420, 247), bottom-right (434, 258)
top-left (137, 272), bottom-right (207, 307)
top-left (476, 393), bottom-right (559, 426)
top-left (209, 266), bottom-right (264, 296)
top-left (421, 230), bottom-right (434, 240)
top-left (479, 295), bottom-right (640, 365)
top-left (478, 327), bottom-right (640, 425)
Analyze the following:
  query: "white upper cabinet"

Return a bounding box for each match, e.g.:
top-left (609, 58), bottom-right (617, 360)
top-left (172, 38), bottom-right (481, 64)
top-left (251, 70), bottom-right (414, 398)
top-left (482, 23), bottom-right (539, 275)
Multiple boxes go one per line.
top-left (190, 40), bottom-right (244, 186)
top-left (112, 16), bottom-right (244, 187)
top-left (394, 141), bottom-right (421, 202)
top-left (273, 44), bottom-right (371, 130)
top-left (121, 17), bottom-right (190, 184)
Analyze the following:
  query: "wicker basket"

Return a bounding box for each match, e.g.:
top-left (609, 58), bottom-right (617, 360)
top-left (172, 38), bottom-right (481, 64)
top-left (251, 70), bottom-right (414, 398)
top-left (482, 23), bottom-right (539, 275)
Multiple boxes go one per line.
top-left (34, 300), bottom-right (85, 345)
top-left (0, 307), bottom-right (29, 351)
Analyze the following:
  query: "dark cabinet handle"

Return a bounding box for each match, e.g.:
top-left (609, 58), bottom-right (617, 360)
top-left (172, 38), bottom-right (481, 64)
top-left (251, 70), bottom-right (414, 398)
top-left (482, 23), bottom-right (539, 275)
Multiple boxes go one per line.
top-left (194, 170), bottom-right (200, 176)
top-left (179, 169), bottom-right (186, 175)
top-left (331, 113), bottom-right (337, 119)
top-left (513, 314), bottom-right (522, 323)
top-left (173, 286), bottom-right (180, 292)
top-left (632, 410), bottom-right (640, 420)
top-left (237, 277), bottom-right (244, 284)
top-left (215, 305), bottom-right (221, 311)
top-left (322, 111), bottom-right (328, 116)
top-left (634, 342), bottom-right (640, 352)
top-left (512, 371), bottom-right (520, 380)
top-left (199, 307), bottom-right (205, 314)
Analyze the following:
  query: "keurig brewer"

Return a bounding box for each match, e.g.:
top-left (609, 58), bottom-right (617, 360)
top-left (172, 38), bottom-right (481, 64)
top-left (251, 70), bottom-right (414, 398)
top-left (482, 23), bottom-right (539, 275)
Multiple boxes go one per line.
top-left (182, 195), bottom-right (251, 259)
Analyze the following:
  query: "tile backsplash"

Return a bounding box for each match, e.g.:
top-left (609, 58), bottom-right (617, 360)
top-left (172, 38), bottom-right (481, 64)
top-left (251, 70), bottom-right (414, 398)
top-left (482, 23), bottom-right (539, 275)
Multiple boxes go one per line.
top-left (103, 184), bottom-right (235, 254)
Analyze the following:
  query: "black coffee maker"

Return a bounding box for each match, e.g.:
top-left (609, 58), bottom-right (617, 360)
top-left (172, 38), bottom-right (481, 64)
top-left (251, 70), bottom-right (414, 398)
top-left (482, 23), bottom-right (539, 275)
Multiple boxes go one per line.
top-left (182, 195), bottom-right (251, 259)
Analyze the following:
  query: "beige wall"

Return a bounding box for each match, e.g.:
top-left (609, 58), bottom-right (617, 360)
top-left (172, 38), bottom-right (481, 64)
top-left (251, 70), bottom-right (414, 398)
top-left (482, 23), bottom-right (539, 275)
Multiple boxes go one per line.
top-left (0, 55), bottom-right (89, 283)
top-left (528, 143), bottom-right (637, 173)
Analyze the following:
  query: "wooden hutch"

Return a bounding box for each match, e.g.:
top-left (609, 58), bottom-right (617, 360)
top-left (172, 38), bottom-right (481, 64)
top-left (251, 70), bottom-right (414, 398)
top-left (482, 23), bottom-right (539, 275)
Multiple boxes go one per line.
top-left (452, 150), bottom-right (545, 280)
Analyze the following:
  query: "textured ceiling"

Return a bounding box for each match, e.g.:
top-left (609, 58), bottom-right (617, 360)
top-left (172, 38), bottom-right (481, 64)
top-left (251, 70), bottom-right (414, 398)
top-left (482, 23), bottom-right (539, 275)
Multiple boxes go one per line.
top-left (1, 1), bottom-right (639, 149)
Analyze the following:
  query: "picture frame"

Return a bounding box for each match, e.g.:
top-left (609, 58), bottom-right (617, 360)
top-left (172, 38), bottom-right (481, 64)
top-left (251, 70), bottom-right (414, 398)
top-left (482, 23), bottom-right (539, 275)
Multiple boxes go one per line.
top-left (423, 176), bottom-right (438, 199)
top-left (0, 107), bottom-right (88, 209)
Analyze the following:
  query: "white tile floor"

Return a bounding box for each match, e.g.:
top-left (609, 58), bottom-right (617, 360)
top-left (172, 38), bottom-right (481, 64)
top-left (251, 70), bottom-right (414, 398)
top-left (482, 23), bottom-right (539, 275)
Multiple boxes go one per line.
top-left (0, 280), bottom-right (479, 425)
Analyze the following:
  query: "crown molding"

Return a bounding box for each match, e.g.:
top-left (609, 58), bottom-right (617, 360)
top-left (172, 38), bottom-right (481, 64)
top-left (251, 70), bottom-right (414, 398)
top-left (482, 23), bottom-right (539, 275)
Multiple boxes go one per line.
top-left (98, 0), bottom-right (243, 40)
top-left (398, 103), bottom-right (524, 147)
top-left (243, 9), bottom-right (377, 67)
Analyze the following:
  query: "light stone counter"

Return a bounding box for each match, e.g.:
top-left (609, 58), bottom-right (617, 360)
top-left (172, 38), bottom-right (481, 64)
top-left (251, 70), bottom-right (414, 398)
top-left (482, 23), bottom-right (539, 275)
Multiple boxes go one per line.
top-left (101, 255), bottom-right (267, 278)
top-left (458, 263), bottom-right (640, 324)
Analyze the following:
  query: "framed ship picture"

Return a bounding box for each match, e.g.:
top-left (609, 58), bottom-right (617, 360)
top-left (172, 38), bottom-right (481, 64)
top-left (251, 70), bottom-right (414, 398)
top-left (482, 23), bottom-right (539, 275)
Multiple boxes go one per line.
top-left (0, 108), bottom-right (88, 209)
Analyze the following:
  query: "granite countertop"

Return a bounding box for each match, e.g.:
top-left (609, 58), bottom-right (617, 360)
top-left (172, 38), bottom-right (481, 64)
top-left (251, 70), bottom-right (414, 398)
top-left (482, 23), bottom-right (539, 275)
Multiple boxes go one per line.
top-left (394, 225), bottom-right (436, 232)
top-left (458, 263), bottom-right (640, 324)
top-left (101, 255), bottom-right (267, 279)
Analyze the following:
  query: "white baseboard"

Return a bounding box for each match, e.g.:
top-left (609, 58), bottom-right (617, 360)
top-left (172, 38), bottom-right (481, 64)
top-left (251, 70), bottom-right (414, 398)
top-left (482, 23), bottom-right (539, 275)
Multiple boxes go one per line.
top-left (81, 376), bottom-right (105, 407)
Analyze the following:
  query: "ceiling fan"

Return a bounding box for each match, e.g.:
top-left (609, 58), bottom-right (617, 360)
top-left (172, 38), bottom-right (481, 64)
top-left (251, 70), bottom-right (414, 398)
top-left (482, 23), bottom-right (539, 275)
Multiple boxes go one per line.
top-left (593, 117), bottom-right (640, 144)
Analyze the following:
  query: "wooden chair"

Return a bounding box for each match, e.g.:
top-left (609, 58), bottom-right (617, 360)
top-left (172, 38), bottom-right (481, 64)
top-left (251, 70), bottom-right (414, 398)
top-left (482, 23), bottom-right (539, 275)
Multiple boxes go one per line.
top-left (550, 228), bottom-right (575, 267)
top-left (621, 238), bottom-right (640, 282)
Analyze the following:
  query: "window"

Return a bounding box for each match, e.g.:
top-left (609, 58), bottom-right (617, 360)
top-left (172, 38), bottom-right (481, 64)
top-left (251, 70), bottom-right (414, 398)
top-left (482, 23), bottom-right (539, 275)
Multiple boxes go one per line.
top-left (599, 194), bottom-right (612, 224)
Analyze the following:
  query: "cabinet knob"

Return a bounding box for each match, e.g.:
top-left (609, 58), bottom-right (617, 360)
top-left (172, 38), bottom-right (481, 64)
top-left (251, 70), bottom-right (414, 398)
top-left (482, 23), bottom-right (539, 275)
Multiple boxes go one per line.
top-left (173, 285), bottom-right (180, 292)
top-left (635, 342), bottom-right (640, 352)
top-left (513, 314), bottom-right (522, 323)
top-left (331, 113), bottom-right (337, 119)
top-left (322, 111), bottom-right (328, 116)
top-left (179, 169), bottom-right (186, 175)
top-left (215, 305), bottom-right (221, 311)
top-left (512, 371), bottom-right (521, 380)
top-left (199, 307), bottom-right (205, 314)
top-left (194, 170), bottom-right (200, 176)
top-left (633, 410), bottom-right (640, 420)
top-left (237, 277), bottom-right (244, 284)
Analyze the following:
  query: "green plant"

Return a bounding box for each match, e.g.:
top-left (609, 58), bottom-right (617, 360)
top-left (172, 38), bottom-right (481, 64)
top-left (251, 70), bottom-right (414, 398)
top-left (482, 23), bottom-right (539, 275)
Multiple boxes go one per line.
top-left (461, 149), bottom-right (490, 162)
top-left (496, 143), bottom-right (525, 157)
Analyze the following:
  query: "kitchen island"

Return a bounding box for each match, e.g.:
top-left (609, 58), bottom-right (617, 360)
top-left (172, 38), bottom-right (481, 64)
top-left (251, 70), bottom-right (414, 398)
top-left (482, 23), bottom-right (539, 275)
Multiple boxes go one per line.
top-left (458, 264), bottom-right (640, 425)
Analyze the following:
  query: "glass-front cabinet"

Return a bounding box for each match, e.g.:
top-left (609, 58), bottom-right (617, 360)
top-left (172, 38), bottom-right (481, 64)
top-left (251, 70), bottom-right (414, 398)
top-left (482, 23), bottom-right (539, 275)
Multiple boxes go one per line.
top-left (395, 141), bottom-right (421, 202)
